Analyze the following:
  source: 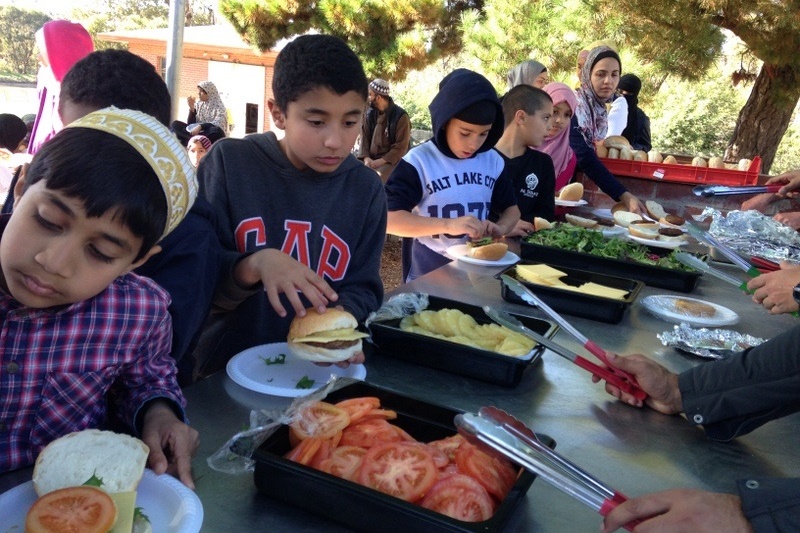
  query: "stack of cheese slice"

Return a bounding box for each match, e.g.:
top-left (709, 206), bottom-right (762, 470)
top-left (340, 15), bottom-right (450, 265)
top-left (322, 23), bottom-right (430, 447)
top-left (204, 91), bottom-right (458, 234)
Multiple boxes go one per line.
top-left (515, 264), bottom-right (629, 300)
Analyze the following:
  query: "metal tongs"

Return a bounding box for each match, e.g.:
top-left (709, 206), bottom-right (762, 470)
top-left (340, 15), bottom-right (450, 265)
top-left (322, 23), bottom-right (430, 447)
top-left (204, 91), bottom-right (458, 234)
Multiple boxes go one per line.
top-left (500, 275), bottom-right (647, 401)
top-left (692, 184), bottom-right (781, 197)
top-left (683, 223), bottom-right (762, 278)
top-left (454, 406), bottom-right (643, 531)
top-left (673, 252), bottom-right (749, 292)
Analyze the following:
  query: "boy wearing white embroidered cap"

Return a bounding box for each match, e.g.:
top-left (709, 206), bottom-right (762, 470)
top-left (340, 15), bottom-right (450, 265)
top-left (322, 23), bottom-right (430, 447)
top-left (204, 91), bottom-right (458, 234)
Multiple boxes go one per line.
top-left (0, 107), bottom-right (200, 487)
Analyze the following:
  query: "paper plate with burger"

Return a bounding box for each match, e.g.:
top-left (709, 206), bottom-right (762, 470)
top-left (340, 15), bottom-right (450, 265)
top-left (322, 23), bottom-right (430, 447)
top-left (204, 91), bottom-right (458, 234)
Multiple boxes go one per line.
top-left (446, 238), bottom-right (519, 266)
top-left (227, 309), bottom-right (368, 396)
top-left (0, 429), bottom-right (203, 533)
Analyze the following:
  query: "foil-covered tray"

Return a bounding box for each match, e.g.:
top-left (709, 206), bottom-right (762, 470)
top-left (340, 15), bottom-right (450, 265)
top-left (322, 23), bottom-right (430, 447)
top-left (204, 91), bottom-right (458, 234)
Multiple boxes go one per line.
top-left (657, 323), bottom-right (765, 359)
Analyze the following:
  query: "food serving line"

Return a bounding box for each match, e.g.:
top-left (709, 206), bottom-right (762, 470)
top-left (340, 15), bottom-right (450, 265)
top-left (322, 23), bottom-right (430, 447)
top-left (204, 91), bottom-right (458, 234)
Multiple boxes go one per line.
top-left (1, 242), bottom-right (798, 531)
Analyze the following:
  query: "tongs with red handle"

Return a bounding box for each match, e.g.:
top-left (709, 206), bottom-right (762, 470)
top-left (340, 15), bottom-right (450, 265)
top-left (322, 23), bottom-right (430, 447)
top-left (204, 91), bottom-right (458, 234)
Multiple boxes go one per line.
top-left (454, 406), bottom-right (643, 531)
top-left (500, 275), bottom-right (647, 401)
top-left (750, 256), bottom-right (781, 273)
top-left (484, 306), bottom-right (646, 401)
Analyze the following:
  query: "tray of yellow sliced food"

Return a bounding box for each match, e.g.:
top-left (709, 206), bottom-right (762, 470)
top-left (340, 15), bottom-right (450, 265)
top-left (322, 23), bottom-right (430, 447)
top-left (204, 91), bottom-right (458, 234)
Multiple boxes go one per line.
top-left (497, 262), bottom-right (644, 324)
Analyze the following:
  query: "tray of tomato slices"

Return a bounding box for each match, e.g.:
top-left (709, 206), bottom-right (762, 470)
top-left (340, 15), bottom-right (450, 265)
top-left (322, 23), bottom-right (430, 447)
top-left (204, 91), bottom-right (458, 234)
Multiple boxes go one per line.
top-left (253, 381), bottom-right (555, 532)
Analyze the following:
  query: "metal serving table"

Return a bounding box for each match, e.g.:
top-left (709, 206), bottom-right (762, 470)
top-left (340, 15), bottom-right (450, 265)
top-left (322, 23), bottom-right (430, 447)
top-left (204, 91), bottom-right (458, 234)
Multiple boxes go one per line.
top-left (2, 257), bottom-right (798, 532)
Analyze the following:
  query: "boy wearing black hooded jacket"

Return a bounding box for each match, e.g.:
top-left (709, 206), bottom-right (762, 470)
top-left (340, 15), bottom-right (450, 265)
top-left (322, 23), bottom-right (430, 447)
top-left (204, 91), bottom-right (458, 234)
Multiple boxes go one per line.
top-left (385, 69), bottom-right (520, 282)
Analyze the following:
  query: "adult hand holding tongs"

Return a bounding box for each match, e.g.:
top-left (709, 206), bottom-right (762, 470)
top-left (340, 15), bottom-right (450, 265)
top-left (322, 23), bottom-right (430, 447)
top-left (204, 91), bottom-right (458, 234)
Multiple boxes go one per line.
top-left (499, 275), bottom-right (647, 401)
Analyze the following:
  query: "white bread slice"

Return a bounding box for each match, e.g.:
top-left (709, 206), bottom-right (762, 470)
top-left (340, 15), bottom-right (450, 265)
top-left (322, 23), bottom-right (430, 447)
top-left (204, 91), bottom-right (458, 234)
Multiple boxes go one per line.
top-left (33, 429), bottom-right (149, 496)
top-left (565, 213), bottom-right (598, 229)
top-left (613, 211), bottom-right (643, 228)
top-left (628, 222), bottom-right (660, 239)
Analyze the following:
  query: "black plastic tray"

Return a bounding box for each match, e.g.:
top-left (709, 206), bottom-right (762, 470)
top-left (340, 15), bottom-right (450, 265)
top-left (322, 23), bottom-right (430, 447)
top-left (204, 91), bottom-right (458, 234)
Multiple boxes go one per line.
top-left (520, 241), bottom-right (701, 293)
top-left (368, 295), bottom-right (558, 387)
top-left (253, 381), bottom-right (555, 533)
top-left (497, 262), bottom-right (644, 324)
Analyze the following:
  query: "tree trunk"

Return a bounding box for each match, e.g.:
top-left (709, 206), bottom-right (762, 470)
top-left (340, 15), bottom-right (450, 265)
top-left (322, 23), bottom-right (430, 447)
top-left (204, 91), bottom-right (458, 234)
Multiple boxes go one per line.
top-left (725, 64), bottom-right (800, 175)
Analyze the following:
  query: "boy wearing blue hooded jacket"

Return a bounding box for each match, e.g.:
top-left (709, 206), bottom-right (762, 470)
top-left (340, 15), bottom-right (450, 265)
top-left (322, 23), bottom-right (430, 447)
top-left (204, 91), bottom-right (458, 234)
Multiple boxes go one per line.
top-left (385, 69), bottom-right (520, 282)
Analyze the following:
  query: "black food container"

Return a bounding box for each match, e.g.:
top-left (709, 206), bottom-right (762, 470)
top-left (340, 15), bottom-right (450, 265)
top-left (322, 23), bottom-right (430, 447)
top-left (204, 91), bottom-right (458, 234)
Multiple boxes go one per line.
top-left (253, 381), bottom-right (555, 533)
top-left (368, 295), bottom-right (558, 387)
top-left (520, 241), bottom-right (702, 293)
top-left (498, 263), bottom-right (644, 324)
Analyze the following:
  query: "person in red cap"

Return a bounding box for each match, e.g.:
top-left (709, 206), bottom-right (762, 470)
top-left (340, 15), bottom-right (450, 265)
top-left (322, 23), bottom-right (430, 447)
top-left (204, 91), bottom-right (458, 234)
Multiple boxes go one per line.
top-left (28, 20), bottom-right (94, 155)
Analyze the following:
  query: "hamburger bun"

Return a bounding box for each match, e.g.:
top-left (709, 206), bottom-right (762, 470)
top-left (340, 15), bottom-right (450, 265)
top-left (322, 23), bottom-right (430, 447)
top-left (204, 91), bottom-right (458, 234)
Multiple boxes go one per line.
top-left (691, 156), bottom-right (708, 167)
top-left (607, 147), bottom-right (620, 159)
top-left (534, 217), bottom-right (553, 230)
top-left (628, 221), bottom-right (660, 239)
top-left (619, 146), bottom-right (635, 161)
top-left (708, 156), bottom-right (725, 168)
top-left (596, 144), bottom-right (609, 158)
top-left (467, 241), bottom-right (508, 261)
top-left (663, 155), bottom-right (678, 165)
top-left (648, 151), bottom-right (663, 163)
top-left (603, 135), bottom-right (631, 150)
top-left (32, 429), bottom-right (149, 496)
top-left (645, 200), bottom-right (668, 221)
top-left (558, 182), bottom-right (584, 201)
top-left (738, 158), bottom-right (752, 171)
top-left (657, 227), bottom-right (687, 242)
top-left (610, 201), bottom-right (628, 214)
top-left (613, 211), bottom-right (643, 228)
top-left (287, 308), bottom-right (368, 362)
top-left (565, 214), bottom-right (599, 229)
top-left (633, 150), bottom-right (648, 162)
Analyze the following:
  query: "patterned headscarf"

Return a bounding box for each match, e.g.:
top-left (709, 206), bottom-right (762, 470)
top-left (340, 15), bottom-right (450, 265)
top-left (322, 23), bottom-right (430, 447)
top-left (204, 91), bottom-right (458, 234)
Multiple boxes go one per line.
top-left (195, 81), bottom-right (228, 132)
top-left (67, 107), bottom-right (197, 238)
top-left (506, 60), bottom-right (547, 89)
top-left (574, 46), bottom-right (621, 147)
top-left (537, 83), bottom-right (578, 179)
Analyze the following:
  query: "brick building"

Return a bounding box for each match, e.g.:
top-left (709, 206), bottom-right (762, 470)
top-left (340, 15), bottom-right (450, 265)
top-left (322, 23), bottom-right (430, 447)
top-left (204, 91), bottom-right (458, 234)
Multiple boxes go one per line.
top-left (98, 22), bottom-right (281, 138)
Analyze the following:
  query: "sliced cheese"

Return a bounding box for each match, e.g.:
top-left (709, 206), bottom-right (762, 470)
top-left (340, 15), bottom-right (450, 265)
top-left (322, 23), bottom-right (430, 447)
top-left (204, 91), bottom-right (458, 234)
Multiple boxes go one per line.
top-left (577, 282), bottom-right (629, 300)
top-left (516, 264), bottom-right (567, 286)
top-left (292, 328), bottom-right (370, 343)
top-left (109, 491), bottom-right (137, 533)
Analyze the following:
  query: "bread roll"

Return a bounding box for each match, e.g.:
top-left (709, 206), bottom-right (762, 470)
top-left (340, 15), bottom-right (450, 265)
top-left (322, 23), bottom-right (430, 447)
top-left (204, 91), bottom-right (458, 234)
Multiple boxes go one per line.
top-left (596, 144), bottom-right (609, 158)
top-left (645, 200), bottom-right (668, 221)
top-left (660, 214), bottom-right (686, 227)
top-left (633, 150), bottom-right (648, 162)
top-left (603, 135), bottom-right (632, 150)
top-left (648, 151), bottom-right (663, 163)
top-left (607, 147), bottom-right (620, 159)
top-left (467, 242), bottom-right (508, 260)
top-left (613, 211), bottom-right (643, 228)
top-left (619, 146), bottom-right (635, 161)
top-left (738, 158), bottom-right (752, 171)
top-left (32, 430), bottom-right (149, 496)
top-left (663, 155), bottom-right (678, 165)
top-left (558, 182), bottom-right (584, 201)
top-left (708, 156), bottom-right (725, 168)
top-left (565, 214), bottom-right (599, 229)
top-left (691, 156), bottom-right (707, 167)
top-left (534, 217), bottom-right (553, 230)
top-left (628, 221), bottom-right (660, 239)
top-left (611, 201), bottom-right (628, 214)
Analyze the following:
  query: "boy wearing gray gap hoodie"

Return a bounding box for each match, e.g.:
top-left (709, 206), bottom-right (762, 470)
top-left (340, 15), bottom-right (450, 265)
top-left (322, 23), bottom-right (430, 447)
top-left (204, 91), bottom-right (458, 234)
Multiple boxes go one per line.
top-left (196, 35), bottom-right (386, 374)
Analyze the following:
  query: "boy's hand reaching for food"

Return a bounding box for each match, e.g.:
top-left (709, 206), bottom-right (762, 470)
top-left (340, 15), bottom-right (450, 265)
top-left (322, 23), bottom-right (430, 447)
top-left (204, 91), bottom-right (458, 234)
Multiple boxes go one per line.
top-left (141, 401), bottom-right (200, 489)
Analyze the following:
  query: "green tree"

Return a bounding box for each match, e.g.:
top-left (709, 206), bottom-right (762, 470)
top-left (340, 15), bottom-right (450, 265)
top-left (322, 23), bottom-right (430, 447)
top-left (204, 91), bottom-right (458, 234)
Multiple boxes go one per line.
top-left (0, 7), bottom-right (51, 75)
top-left (590, 0), bottom-right (800, 173)
top-left (217, 0), bottom-right (484, 80)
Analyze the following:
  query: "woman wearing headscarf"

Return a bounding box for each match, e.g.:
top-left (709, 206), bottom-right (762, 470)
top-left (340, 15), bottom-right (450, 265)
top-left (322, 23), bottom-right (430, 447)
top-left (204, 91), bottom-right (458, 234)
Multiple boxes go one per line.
top-left (506, 60), bottom-right (549, 90)
top-left (537, 83), bottom-right (578, 193)
top-left (27, 20), bottom-right (94, 155)
top-left (569, 46), bottom-right (643, 213)
top-left (172, 80), bottom-right (228, 144)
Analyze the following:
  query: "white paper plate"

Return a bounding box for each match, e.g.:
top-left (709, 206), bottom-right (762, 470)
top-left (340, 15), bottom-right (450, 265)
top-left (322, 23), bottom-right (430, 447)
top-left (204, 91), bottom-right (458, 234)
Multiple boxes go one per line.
top-left (599, 225), bottom-right (626, 237)
top-left (226, 342), bottom-right (366, 397)
top-left (445, 244), bottom-right (520, 266)
top-left (555, 199), bottom-right (588, 207)
top-left (0, 469), bottom-right (203, 533)
top-left (641, 295), bottom-right (739, 327)
top-left (627, 234), bottom-right (687, 249)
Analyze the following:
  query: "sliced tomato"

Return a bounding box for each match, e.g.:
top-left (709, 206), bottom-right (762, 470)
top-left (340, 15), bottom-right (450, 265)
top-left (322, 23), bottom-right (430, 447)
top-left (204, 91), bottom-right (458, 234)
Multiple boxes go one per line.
top-left (290, 401), bottom-right (350, 440)
top-left (409, 442), bottom-right (449, 469)
top-left (392, 424), bottom-right (417, 442)
top-left (26, 486), bottom-right (118, 533)
top-left (319, 445), bottom-right (367, 481)
top-left (359, 408), bottom-right (398, 421)
top-left (421, 473), bottom-right (495, 522)
top-left (285, 436), bottom-right (323, 466)
top-left (357, 441), bottom-right (438, 502)
top-left (335, 397), bottom-right (381, 424)
top-left (340, 418), bottom-right (402, 448)
top-left (428, 434), bottom-right (466, 461)
top-left (455, 442), bottom-right (517, 501)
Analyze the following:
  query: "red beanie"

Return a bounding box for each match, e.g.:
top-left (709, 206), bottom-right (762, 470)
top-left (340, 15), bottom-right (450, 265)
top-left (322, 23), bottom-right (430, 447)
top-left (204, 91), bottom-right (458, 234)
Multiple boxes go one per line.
top-left (40, 20), bottom-right (94, 81)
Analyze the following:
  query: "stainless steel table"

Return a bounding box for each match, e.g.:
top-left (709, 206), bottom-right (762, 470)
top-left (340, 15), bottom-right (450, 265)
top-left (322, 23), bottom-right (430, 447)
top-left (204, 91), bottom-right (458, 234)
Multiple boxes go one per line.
top-left (2, 258), bottom-right (798, 532)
